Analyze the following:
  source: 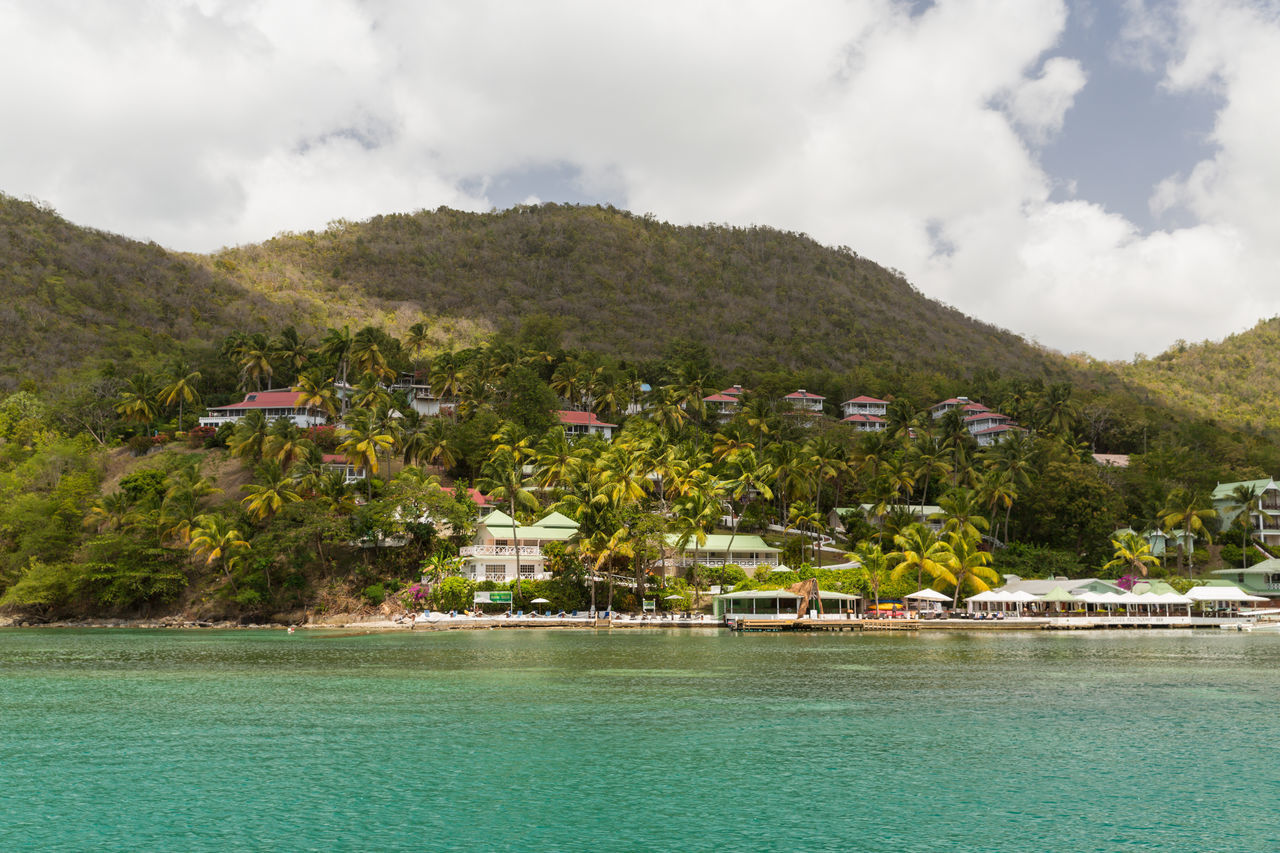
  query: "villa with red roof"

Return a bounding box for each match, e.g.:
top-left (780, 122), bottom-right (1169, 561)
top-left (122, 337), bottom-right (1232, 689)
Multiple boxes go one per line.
top-left (841, 395), bottom-right (888, 431)
top-left (703, 389), bottom-right (742, 420)
top-left (929, 396), bottom-right (1024, 446)
top-left (558, 410), bottom-right (616, 440)
top-left (199, 389), bottom-right (328, 429)
top-left (783, 389), bottom-right (824, 414)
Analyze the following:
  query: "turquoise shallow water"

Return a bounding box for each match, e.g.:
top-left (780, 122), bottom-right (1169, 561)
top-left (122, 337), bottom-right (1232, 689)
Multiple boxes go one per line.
top-left (2, 628), bottom-right (1278, 852)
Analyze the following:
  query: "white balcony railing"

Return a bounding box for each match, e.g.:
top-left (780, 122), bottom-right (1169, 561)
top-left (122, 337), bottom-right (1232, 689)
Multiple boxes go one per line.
top-left (460, 545), bottom-right (545, 558)
top-left (669, 557), bottom-right (777, 568)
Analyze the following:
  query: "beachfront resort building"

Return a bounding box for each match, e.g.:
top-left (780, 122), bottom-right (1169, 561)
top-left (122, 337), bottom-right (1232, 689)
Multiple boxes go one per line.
top-left (1212, 478), bottom-right (1280, 549)
top-left (460, 509), bottom-right (580, 582)
top-left (199, 389), bottom-right (328, 429)
top-left (1211, 559), bottom-right (1280, 601)
top-left (662, 533), bottom-right (781, 574)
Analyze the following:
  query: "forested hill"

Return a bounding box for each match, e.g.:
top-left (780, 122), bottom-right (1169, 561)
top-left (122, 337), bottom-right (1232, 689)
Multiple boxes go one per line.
top-left (1110, 317), bottom-right (1280, 432)
top-left (0, 194), bottom-right (316, 390)
top-left (214, 204), bottom-right (1068, 381)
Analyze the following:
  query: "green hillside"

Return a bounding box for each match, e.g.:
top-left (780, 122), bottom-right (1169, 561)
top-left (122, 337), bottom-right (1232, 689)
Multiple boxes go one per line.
top-left (215, 203), bottom-right (1067, 380)
top-left (1111, 318), bottom-right (1280, 432)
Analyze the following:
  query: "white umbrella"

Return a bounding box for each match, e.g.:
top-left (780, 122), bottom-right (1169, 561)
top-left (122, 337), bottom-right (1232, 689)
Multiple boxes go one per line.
top-left (530, 597), bottom-right (551, 604)
top-left (905, 589), bottom-right (951, 601)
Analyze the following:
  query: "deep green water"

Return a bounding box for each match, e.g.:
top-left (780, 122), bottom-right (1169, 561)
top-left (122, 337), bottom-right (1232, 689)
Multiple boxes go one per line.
top-left (1, 628), bottom-right (1278, 852)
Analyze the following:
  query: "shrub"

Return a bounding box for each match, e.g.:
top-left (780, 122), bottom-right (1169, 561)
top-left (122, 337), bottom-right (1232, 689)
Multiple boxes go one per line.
top-left (362, 583), bottom-right (386, 606)
top-left (125, 435), bottom-right (154, 456)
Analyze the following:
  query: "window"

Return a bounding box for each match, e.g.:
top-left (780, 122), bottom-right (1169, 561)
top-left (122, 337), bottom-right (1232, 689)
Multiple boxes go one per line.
top-left (485, 565), bottom-right (506, 582)
top-left (519, 564), bottom-right (536, 579)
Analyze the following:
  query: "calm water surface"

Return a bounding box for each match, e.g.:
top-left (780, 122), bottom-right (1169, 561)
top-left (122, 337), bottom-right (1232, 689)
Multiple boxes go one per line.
top-left (1, 628), bottom-right (1277, 852)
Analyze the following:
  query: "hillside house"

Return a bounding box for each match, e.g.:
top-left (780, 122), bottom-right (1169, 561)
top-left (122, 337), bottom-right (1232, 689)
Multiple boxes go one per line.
top-left (199, 390), bottom-right (327, 429)
top-left (558, 410), bottom-right (616, 440)
top-left (841, 395), bottom-right (889, 419)
top-left (782, 389), bottom-right (824, 414)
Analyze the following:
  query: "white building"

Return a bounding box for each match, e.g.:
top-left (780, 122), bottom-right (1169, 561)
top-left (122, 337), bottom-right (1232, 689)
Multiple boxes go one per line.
top-left (558, 410), bottom-right (616, 440)
top-left (782, 389), bottom-right (825, 414)
top-left (841, 395), bottom-right (889, 419)
top-left (460, 509), bottom-right (579, 581)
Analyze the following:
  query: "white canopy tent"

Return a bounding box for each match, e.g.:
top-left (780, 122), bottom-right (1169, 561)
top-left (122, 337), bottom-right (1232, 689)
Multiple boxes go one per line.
top-left (1185, 585), bottom-right (1267, 603)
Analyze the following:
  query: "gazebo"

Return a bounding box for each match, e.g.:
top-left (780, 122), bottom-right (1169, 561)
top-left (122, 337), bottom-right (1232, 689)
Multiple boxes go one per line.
top-left (905, 588), bottom-right (951, 616)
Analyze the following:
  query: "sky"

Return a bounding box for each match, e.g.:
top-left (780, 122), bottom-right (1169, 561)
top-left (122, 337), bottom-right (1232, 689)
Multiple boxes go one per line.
top-left (3, 0), bottom-right (1279, 362)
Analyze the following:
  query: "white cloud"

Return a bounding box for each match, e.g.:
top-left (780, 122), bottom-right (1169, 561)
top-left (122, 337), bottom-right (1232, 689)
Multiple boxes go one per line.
top-left (1, 0), bottom-right (1277, 360)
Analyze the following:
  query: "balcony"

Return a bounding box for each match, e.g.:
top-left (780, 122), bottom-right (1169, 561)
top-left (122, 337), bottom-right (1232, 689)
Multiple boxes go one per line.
top-left (460, 545), bottom-right (545, 558)
top-left (669, 557), bottom-right (778, 568)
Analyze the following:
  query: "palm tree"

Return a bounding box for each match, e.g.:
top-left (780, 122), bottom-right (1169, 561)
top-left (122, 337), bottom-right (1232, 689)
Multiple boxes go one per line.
top-left (292, 371), bottom-right (340, 421)
top-left (910, 436), bottom-right (951, 517)
top-left (1103, 531), bottom-right (1161, 578)
top-left (241, 461), bottom-right (303, 522)
top-left (938, 530), bottom-right (999, 607)
top-left (319, 326), bottom-right (354, 388)
top-left (84, 491), bottom-right (134, 533)
top-left (159, 369), bottom-right (201, 432)
top-left (403, 417), bottom-right (457, 470)
top-left (1228, 483), bottom-right (1262, 567)
top-left (480, 446), bottom-right (541, 596)
top-left (786, 501), bottom-right (827, 567)
top-left (336, 408), bottom-right (396, 498)
top-left (1035, 383), bottom-right (1079, 436)
top-left (237, 334), bottom-right (274, 391)
top-left (263, 418), bottom-right (312, 469)
top-left (271, 327), bottom-right (311, 381)
top-left (890, 523), bottom-right (950, 593)
top-left (188, 514), bottom-right (250, 591)
top-left (720, 449), bottom-right (774, 557)
top-left (115, 373), bottom-right (161, 429)
top-left (854, 541), bottom-right (889, 616)
top-left (935, 487), bottom-right (990, 542)
top-left (228, 410), bottom-right (270, 463)
top-left (1157, 488), bottom-right (1217, 577)
top-left (404, 321), bottom-right (432, 363)
top-left (350, 327), bottom-right (395, 382)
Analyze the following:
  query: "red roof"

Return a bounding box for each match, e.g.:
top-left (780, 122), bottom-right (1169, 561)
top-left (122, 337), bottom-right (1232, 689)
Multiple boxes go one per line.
top-left (843, 395), bottom-right (888, 405)
top-left (962, 403), bottom-right (990, 412)
top-left (842, 414), bottom-right (886, 423)
top-left (211, 390), bottom-right (305, 410)
top-left (442, 486), bottom-right (494, 506)
top-left (933, 397), bottom-right (968, 407)
top-left (321, 453), bottom-right (350, 465)
top-left (784, 390), bottom-right (825, 400)
top-left (720, 385), bottom-right (747, 396)
top-left (973, 424), bottom-right (1024, 436)
top-left (558, 410), bottom-right (617, 427)
top-left (964, 412), bottom-right (1008, 423)
top-left (703, 393), bottom-right (739, 403)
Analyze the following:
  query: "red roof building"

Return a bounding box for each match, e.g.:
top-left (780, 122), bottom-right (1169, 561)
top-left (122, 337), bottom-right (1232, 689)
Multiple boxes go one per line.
top-left (558, 410), bottom-right (616, 439)
top-left (200, 389), bottom-right (327, 429)
top-left (841, 395), bottom-right (889, 419)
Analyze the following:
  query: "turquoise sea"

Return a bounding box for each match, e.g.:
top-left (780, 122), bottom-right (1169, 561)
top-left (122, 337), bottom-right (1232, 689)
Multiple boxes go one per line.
top-left (2, 628), bottom-right (1278, 852)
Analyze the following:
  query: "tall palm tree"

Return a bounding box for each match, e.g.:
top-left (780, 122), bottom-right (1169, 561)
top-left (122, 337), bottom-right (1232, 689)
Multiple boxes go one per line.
top-left (188, 514), bottom-right (250, 591)
top-left (228, 410), bottom-right (270, 463)
top-left (891, 523), bottom-right (950, 593)
top-left (159, 369), bottom-right (201, 432)
top-left (938, 530), bottom-right (999, 607)
top-left (935, 486), bottom-right (990, 542)
top-left (720, 449), bottom-right (774, 557)
top-left (910, 436), bottom-right (952, 517)
top-left (292, 371), bottom-right (340, 421)
top-left (115, 373), bottom-right (161, 429)
top-left (237, 334), bottom-right (274, 391)
top-left (241, 461), bottom-right (303, 523)
top-left (1157, 488), bottom-right (1217, 577)
top-left (350, 327), bottom-right (395, 382)
top-left (336, 408), bottom-right (396, 498)
top-left (786, 501), bottom-right (828, 567)
top-left (263, 418), bottom-right (312, 470)
top-left (854, 541), bottom-right (889, 615)
top-left (480, 447), bottom-right (541, 596)
top-left (404, 321), bottom-right (432, 364)
top-left (319, 326), bottom-right (354, 388)
top-left (1228, 483), bottom-right (1262, 567)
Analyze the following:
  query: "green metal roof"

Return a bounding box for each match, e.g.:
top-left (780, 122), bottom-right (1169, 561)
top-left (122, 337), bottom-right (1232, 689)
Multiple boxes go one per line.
top-left (664, 534), bottom-right (779, 553)
top-left (536, 511), bottom-right (579, 529)
top-left (1212, 558), bottom-right (1280, 575)
top-left (1212, 479), bottom-right (1275, 501)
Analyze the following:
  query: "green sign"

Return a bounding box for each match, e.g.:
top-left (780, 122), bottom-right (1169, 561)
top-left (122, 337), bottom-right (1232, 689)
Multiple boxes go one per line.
top-left (487, 591), bottom-right (513, 604)
top-left (643, 599), bottom-right (656, 611)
